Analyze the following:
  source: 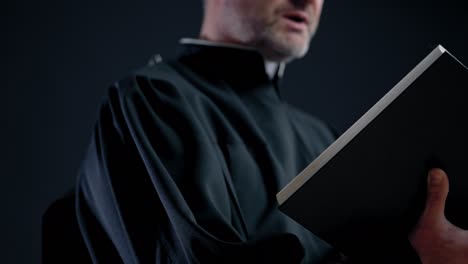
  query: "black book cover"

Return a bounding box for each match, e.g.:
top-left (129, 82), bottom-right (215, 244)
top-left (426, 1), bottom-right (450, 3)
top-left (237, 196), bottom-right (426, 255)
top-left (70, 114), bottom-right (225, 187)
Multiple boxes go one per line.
top-left (277, 46), bottom-right (468, 261)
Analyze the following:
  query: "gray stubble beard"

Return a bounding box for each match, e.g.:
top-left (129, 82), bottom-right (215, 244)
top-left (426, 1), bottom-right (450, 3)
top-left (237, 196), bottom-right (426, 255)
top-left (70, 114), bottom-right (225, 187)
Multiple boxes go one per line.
top-left (253, 21), bottom-right (312, 63)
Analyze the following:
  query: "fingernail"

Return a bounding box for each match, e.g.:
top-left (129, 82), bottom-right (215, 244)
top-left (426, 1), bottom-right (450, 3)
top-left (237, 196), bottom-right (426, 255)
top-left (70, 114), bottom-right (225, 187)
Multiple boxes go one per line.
top-left (429, 170), bottom-right (444, 185)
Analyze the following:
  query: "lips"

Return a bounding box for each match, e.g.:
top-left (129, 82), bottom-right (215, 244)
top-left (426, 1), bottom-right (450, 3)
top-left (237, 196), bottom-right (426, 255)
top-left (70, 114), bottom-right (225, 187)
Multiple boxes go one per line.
top-left (283, 11), bottom-right (309, 25)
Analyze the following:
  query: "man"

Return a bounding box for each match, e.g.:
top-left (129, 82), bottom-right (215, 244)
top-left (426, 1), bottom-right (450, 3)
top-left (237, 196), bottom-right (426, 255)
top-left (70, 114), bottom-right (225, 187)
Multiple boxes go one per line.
top-left (75, 0), bottom-right (468, 263)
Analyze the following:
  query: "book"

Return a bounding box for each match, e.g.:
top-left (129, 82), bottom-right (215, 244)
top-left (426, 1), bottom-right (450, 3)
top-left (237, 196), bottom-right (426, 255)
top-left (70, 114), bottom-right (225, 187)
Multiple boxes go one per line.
top-left (277, 45), bottom-right (468, 257)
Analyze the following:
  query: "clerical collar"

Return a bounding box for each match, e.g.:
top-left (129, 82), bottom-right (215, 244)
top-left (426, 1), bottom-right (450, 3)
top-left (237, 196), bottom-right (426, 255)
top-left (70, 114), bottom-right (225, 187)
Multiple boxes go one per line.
top-left (179, 38), bottom-right (285, 81)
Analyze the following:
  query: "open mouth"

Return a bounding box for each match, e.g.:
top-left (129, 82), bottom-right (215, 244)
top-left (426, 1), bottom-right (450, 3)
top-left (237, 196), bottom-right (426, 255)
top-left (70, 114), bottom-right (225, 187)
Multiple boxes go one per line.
top-left (285, 14), bottom-right (306, 24)
top-left (283, 12), bottom-right (309, 25)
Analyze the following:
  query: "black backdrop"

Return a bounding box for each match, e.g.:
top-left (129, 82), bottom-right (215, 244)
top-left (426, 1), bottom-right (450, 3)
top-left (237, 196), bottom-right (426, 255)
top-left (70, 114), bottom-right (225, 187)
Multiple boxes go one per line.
top-left (4, 0), bottom-right (468, 263)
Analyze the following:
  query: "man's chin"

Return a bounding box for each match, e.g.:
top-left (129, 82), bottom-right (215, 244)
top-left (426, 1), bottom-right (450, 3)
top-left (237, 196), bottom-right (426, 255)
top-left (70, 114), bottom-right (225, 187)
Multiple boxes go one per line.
top-left (255, 30), bottom-right (310, 61)
top-left (275, 32), bottom-right (310, 57)
top-left (268, 42), bottom-right (309, 62)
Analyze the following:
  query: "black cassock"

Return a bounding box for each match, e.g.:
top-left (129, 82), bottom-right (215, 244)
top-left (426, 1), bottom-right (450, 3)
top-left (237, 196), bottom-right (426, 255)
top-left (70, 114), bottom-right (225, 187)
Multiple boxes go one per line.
top-left (76, 42), bottom-right (341, 263)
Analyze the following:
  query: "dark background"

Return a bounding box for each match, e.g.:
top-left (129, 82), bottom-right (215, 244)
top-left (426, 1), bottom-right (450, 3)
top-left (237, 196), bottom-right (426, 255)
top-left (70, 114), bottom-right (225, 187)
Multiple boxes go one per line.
top-left (4, 0), bottom-right (468, 263)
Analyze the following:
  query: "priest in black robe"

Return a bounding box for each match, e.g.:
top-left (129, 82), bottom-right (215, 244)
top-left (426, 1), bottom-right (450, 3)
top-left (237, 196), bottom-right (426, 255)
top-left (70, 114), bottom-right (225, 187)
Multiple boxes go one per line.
top-left (74, 0), bottom-right (468, 263)
top-left (76, 39), bottom-right (341, 263)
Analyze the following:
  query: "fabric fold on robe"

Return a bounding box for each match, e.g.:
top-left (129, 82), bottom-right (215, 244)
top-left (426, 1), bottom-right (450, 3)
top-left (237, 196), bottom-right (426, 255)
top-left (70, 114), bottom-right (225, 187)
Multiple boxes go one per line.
top-left (76, 43), bottom-right (340, 263)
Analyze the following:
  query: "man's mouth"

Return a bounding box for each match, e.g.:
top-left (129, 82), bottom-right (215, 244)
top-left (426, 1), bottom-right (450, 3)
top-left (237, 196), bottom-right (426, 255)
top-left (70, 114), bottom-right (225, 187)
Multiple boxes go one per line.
top-left (283, 11), bottom-right (309, 25)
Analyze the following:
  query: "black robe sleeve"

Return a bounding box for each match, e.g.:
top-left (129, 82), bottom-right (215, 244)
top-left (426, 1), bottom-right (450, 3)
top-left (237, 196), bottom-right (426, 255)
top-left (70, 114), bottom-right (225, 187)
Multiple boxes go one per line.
top-left (75, 74), bottom-right (311, 263)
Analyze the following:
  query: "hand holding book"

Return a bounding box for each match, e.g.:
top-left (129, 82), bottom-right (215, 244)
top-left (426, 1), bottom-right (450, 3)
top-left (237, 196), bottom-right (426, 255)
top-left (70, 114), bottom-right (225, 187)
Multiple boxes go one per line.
top-left (410, 168), bottom-right (468, 264)
top-left (277, 45), bottom-right (468, 262)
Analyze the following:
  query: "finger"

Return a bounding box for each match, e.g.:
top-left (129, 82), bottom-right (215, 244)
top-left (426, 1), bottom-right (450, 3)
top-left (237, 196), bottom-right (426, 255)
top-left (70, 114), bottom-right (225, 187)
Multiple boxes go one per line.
top-left (423, 168), bottom-right (449, 221)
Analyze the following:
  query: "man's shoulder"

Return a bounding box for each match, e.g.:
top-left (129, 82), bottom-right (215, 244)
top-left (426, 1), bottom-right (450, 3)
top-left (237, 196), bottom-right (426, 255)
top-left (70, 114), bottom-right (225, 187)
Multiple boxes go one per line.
top-left (133, 60), bottom-right (180, 83)
top-left (109, 59), bottom-right (195, 100)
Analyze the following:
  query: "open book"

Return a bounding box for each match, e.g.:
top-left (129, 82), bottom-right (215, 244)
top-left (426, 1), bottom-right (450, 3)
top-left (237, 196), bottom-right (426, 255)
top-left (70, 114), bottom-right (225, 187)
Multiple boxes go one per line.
top-left (277, 45), bottom-right (468, 256)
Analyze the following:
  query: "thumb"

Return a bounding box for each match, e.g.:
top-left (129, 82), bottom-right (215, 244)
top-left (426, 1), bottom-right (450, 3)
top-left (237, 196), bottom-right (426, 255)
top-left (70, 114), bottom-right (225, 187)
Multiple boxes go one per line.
top-left (423, 168), bottom-right (449, 221)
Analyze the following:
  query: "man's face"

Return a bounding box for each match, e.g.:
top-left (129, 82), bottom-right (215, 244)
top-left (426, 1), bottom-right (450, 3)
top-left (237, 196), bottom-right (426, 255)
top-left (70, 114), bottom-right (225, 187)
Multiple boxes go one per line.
top-left (217, 0), bottom-right (324, 62)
